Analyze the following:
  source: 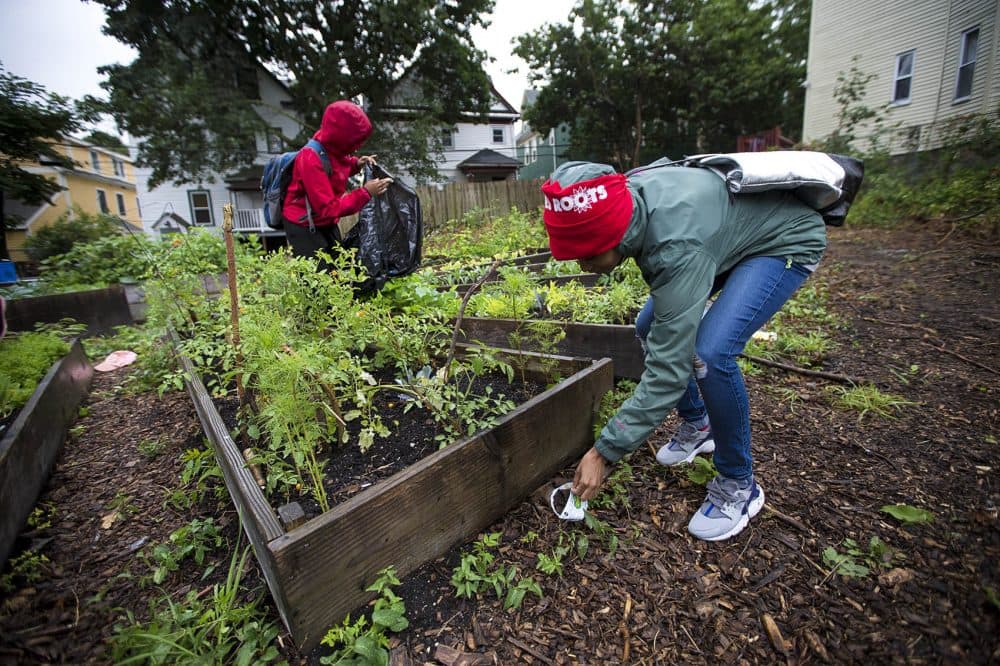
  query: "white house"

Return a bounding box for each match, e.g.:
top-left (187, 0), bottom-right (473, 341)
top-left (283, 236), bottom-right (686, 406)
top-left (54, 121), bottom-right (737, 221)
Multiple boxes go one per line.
top-left (802, 0), bottom-right (998, 153)
top-left (376, 76), bottom-right (521, 184)
top-left (132, 65), bottom-right (303, 244)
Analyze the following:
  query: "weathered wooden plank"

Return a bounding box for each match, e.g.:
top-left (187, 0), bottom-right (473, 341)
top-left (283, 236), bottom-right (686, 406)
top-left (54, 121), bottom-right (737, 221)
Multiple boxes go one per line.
top-left (414, 179), bottom-right (545, 231)
top-left (458, 318), bottom-right (645, 380)
top-left (0, 339), bottom-right (92, 567)
top-left (268, 357), bottom-right (614, 650)
top-left (173, 339), bottom-right (291, 626)
top-left (6, 286), bottom-right (133, 336)
top-left (452, 272), bottom-right (602, 295)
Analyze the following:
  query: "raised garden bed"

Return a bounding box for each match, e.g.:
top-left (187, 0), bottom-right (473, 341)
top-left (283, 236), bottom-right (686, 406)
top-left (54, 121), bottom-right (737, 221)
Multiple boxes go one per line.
top-left (458, 317), bottom-right (644, 380)
top-left (178, 342), bottom-right (613, 649)
top-left (5, 286), bottom-right (133, 337)
top-left (0, 339), bottom-right (93, 567)
top-left (451, 271), bottom-right (603, 295)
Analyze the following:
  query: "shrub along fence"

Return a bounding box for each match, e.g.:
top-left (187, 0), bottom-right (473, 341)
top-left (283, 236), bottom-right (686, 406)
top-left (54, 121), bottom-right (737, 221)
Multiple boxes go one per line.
top-left (414, 178), bottom-right (545, 231)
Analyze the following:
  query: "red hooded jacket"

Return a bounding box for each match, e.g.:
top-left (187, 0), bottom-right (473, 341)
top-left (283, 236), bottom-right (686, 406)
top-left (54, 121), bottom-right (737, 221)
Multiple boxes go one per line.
top-left (282, 101), bottom-right (373, 229)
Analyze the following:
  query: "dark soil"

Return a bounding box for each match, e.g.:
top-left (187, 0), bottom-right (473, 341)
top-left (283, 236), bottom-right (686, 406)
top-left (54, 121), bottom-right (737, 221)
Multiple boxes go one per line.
top-left (214, 368), bottom-right (547, 518)
top-left (1, 224), bottom-right (998, 664)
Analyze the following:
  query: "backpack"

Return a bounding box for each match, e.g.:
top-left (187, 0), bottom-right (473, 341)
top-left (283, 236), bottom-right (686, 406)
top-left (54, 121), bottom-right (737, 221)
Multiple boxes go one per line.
top-left (260, 138), bottom-right (331, 230)
top-left (629, 151), bottom-right (865, 226)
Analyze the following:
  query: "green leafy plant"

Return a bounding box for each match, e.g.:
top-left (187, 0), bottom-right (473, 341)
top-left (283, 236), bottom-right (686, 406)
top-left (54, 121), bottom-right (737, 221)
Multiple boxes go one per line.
top-left (23, 207), bottom-right (123, 263)
top-left (450, 533), bottom-right (543, 610)
top-left (880, 504), bottom-right (934, 524)
top-left (685, 456), bottom-right (718, 485)
top-left (594, 380), bottom-right (637, 440)
top-left (536, 535), bottom-right (572, 577)
top-left (138, 436), bottom-right (169, 459)
top-left (829, 384), bottom-right (916, 421)
top-left (590, 461), bottom-right (633, 512)
top-left (0, 327), bottom-right (71, 420)
top-left (822, 536), bottom-right (899, 579)
top-left (111, 545), bottom-right (282, 665)
top-left (319, 566), bottom-right (408, 665)
top-left (146, 517), bottom-right (223, 585)
top-left (0, 550), bottom-right (51, 593)
top-left (451, 532), bottom-right (503, 599)
top-left (108, 491), bottom-right (138, 518)
top-left (504, 571), bottom-right (543, 611)
top-left (27, 503), bottom-right (55, 530)
top-left (163, 447), bottom-right (224, 512)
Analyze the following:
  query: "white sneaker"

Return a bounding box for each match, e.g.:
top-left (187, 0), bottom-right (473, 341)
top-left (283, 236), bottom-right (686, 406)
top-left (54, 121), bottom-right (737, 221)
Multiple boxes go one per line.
top-left (688, 476), bottom-right (765, 542)
top-left (655, 421), bottom-right (714, 466)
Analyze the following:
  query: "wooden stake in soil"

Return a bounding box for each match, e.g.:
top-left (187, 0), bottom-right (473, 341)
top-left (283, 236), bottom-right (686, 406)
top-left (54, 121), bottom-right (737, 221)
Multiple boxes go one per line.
top-left (222, 205), bottom-right (265, 489)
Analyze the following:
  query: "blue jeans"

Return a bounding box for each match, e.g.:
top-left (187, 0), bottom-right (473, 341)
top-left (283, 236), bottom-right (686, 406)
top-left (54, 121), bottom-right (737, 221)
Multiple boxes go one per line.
top-left (635, 256), bottom-right (812, 480)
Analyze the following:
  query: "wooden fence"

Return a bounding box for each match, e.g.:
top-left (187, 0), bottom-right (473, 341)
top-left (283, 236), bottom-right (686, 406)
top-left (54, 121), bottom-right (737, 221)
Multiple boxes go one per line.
top-left (414, 178), bottom-right (545, 231)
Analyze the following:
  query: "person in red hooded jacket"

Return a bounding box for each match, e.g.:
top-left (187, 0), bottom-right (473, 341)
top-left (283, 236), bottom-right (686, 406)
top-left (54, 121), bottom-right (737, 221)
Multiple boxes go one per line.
top-left (282, 100), bottom-right (392, 267)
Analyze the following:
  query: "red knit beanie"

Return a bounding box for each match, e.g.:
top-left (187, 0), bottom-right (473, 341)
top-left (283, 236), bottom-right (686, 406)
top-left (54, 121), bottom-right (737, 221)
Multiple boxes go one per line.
top-left (541, 169), bottom-right (634, 260)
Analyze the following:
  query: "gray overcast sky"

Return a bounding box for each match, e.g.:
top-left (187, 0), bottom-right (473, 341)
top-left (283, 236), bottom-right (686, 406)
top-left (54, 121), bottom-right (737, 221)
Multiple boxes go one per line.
top-left (0, 0), bottom-right (575, 137)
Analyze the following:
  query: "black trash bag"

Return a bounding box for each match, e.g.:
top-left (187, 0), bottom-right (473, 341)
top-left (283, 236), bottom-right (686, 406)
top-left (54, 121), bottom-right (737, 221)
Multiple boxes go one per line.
top-left (343, 164), bottom-right (423, 294)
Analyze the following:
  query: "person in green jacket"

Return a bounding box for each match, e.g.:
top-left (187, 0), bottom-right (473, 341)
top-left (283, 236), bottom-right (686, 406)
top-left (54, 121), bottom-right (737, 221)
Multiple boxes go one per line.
top-left (541, 159), bottom-right (826, 541)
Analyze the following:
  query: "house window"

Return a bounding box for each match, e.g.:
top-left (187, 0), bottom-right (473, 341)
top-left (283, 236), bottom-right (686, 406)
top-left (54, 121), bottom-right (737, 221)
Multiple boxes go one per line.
top-left (492, 128), bottom-right (504, 144)
top-left (267, 128), bottom-right (284, 154)
top-left (188, 190), bottom-right (214, 226)
top-left (116, 192), bottom-right (127, 216)
top-left (90, 149), bottom-right (101, 172)
top-left (112, 158), bottom-right (124, 177)
top-left (892, 51), bottom-right (914, 104)
top-left (441, 128), bottom-right (453, 148)
top-left (235, 66), bottom-right (259, 99)
top-left (136, 197), bottom-right (142, 218)
top-left (955, 27), bottom-right (979, 102)
top-left (96, 189), bottom-right (109, 214)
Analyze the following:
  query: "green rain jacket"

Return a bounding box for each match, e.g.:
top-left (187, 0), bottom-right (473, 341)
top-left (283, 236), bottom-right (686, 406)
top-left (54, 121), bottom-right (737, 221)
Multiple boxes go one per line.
top-left (593, 160), bottom-right (827, 463)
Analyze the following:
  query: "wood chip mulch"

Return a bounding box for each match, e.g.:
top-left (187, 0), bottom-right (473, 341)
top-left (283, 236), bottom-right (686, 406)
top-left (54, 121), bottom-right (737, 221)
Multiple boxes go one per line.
top-left (1, 223), bottom-right (997, 665)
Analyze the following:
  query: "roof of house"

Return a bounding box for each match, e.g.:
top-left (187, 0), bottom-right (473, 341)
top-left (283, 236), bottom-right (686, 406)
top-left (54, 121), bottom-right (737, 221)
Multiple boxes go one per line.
top-left (151, 212), bottom-right (192, 230)
top-left (457, 149), bottom-right (521, 169)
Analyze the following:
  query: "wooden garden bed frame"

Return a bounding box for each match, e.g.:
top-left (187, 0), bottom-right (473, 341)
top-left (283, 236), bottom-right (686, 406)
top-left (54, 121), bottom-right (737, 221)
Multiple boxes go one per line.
top-left (5, 286), bottom-right (133, 336)
top-left (457, 318), bottom-right (644, 380)
top-left (178, 343), bottom-right (613, 650)
top-left (0, 339), bottom-right (93, 567)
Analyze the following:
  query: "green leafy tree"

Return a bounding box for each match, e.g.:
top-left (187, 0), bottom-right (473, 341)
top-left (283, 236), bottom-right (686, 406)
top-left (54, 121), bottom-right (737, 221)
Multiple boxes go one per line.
top-left (515, 0), bottom-right (809, 169)
top-left (82, 130), bottom-right (129, 155)
top-left (88, 0), bottom-right (496, 187)
top-left (0, 63), bottom-right (84, 260)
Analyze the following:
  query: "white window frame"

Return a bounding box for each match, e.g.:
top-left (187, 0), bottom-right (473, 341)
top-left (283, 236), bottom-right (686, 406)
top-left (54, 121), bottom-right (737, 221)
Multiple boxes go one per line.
top-left (892, 50), bottom-right (915, 105)
top-left (188, 190), bottom-right (214, 226)
top-left (492, 127), bottom-right (504, 144)
top-left (954, 27), bottom-right (979, 102)
top-left (112, 158), bottom-right (124, 177)
top-left (441, 128), bottom-right (454, 148)
top-left (115, 192), bottom-right (127, 216)
top-left (90, 149), bottom-right (101, 172)
top-left (96, 189), bottom-right (109, 214)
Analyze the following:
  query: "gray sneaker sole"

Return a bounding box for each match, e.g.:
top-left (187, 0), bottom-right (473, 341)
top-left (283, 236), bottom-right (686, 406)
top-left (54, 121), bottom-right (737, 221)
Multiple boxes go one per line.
top-left (655, 438), bottom-right (715, 466)
top-left (694, 486), bottom-right (766, 542)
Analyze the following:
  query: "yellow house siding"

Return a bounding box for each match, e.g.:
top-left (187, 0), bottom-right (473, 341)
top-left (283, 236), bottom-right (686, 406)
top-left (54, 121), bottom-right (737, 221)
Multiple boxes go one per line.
top-left (804, 0), bottom-right (997, 153)
top-left (8, 136), bottom-right (142, 264)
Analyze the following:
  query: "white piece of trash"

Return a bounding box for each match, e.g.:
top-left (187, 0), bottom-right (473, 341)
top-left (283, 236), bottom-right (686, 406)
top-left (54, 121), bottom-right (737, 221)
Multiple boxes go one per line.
top-left (751, 330), bottom-right (778, 342)
top-left (549, 482), bottom-right (588, 521)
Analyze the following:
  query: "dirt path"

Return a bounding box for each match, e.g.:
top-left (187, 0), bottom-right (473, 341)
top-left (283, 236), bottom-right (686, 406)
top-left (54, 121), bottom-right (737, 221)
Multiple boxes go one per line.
top-left (1, 224), bottom-right (997, 664)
